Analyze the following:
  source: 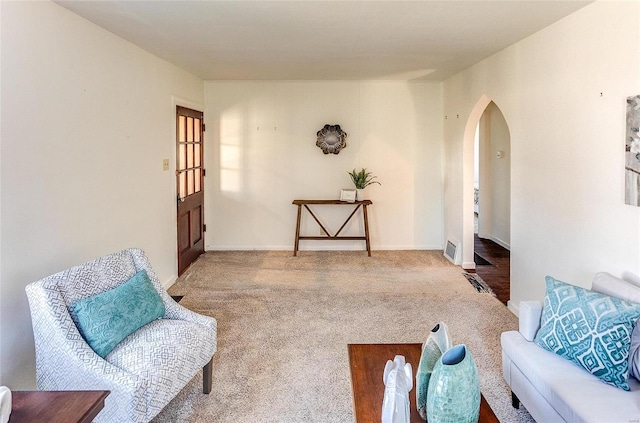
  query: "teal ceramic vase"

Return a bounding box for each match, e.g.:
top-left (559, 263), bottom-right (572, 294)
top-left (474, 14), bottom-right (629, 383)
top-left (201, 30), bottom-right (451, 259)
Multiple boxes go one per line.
top-left (426, 344), bottom-right (480, 423)
top-left (415, 322), bottom-right (452, 420)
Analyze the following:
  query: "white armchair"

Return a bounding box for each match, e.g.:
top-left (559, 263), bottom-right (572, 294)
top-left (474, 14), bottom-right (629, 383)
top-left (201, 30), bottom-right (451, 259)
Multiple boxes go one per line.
top-left (25, 248), bottom-right (216, 423)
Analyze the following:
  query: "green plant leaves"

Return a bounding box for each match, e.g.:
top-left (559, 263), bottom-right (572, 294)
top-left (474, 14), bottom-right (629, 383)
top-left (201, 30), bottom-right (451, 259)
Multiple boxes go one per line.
top-left (348, 168), bottom-right (381, 189)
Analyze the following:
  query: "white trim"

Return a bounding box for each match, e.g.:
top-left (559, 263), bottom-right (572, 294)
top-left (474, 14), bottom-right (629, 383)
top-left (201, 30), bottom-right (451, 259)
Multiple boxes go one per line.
top-left (206, 245), bottom-right (444, 251)
top-left (507, 299), bottom-right (518, 317)
top-left (162, 275), bottom-right (177, 291)
top-left (171, 96), bottom-right (205, 114)
top-left (490, 236), bottom-right (511, 251)
top-left (462, 261), bottom-right (476, 270)
top-left (207, 245), bottom-right (292, 251)
top-left (365, 244), bottom-right (443, 250)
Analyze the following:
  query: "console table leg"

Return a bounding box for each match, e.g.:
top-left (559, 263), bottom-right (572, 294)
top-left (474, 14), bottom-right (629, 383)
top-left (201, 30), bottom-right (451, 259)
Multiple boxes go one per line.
top-left (294, 204), bottom-right (302, 256)
top-left (363, 205), bottom-right (371, 257)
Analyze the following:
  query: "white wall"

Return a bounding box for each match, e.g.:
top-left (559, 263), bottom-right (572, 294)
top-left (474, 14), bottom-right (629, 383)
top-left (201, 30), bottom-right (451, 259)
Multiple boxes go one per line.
top-left (204, 82), bottom-right (444, 251)
top-left (0, 1), bottom-right (203, 388)
top-left (0, 0), bottom-right (4, 385)
top-left (443, 1), bottom-right (640, 312)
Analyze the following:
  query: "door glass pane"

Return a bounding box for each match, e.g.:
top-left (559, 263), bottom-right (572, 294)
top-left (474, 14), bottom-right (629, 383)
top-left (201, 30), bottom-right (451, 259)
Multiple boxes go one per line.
top-left (187, 144), bottom-right (194, 169)
top-left (179, 172), bottom-right (186, 199)
top-left (179, 144), bottom-right (186, 170)
top-left (195, 144), bottom-right (201, 167)
top-left (195, 119), bottom-right (201, 142)
top-left (178, 116), bottom-right (186, 142)
top-left (187, 117), bottom-right (194, 141)
top-left (187, 170), bottom-right (194, 196)
top-left (195, 169), bottom-right (201, 193)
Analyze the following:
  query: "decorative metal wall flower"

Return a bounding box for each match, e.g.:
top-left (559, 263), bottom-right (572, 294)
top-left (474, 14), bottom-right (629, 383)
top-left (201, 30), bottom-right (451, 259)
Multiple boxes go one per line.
top-left (316, 124), bottom-right (347, 154)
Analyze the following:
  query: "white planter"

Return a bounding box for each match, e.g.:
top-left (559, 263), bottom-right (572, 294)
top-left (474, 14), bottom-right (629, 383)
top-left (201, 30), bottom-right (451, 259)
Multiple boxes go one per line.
top-left (416, 322), bottom-right (452, 419)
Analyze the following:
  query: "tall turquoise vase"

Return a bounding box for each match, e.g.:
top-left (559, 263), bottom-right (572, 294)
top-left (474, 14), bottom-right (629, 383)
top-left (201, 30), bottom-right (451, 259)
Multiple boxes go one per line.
top-left (415, 322), bottom-right (452, 420)
top-left (426, 344), bottom-right (480, 423)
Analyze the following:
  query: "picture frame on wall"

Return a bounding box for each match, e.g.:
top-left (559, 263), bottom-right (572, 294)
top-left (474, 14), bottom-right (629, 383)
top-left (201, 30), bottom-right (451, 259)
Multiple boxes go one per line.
top-left (340, 189), bottom-right (356, 203)
top-left (626, 94), bottom-right (640, 206)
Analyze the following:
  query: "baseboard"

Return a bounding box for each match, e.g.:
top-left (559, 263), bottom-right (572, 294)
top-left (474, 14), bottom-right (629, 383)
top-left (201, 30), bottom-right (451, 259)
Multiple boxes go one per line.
top-left (367, 244), bottom-right (443, 250)
top-left (507, 300), bottom-right (518, 317)
top-left (206, 245), bottom-right (291, 251)
top-left (462, 261), bottom-right (476, 270)
top-left (206, 245), bottom-right (444, 251)
top-left (162, 276), bottom-right (177, 290)
top-left (490, 236), bottom-right (511, 251)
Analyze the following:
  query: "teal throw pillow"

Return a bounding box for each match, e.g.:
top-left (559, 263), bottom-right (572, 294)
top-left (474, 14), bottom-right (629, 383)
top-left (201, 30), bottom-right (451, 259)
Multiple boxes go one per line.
top-left (70, 269), bottom-right (165, 358)
top-left (534, 276), bottom-right (640, 390)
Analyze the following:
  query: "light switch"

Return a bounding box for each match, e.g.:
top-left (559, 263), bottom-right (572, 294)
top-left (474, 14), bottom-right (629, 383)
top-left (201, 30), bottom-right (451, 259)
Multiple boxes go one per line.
top-left (163, 159), bottom-right (170, 171)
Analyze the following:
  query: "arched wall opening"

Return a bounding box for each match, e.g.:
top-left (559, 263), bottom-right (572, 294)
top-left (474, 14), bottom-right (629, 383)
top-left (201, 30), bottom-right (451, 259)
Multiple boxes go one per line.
top-left (462, 96), bottom-right (511, 273)
top-left (461, 96), bottom-right (492, 269)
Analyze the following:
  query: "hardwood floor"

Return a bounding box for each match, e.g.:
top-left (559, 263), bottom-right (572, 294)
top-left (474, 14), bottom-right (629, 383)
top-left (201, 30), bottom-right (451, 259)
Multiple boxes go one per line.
top-left (472, 234), bottom-right (510, 305)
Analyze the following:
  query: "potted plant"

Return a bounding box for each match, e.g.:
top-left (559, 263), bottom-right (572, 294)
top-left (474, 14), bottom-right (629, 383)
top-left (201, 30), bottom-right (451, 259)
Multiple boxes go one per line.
top-left (348, 168), bottom-right (381, 200)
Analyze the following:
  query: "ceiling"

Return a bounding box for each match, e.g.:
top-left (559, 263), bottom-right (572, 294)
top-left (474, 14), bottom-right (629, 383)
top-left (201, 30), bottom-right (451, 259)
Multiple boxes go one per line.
top-left (56, 1), bottom-right (591, 81)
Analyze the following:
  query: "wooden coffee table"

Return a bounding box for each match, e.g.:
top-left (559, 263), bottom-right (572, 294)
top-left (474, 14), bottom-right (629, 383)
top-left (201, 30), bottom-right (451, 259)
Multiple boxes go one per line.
top-left (348, 344), bottom-right (498, 423)
top-left (9, 390), bottom-right (109, 423)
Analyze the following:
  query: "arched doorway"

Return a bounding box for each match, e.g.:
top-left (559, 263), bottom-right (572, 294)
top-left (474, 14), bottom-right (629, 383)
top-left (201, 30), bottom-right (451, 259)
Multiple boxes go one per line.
top-left (463, 97), bottom-right (511, 304)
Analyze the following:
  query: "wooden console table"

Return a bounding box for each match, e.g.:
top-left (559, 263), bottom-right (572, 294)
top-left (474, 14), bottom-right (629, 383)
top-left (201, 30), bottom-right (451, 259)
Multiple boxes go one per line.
top-left (292, 199), bottom-right (372, 257)
top-left (348, 344), bottom-right (498, 423)
top-left (10, 390), bottom-right (109, 423)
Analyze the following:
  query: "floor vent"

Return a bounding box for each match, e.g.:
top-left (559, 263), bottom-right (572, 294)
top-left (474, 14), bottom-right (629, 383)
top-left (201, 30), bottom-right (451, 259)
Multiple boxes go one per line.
top-left (444, 237), bottom-right (459, 264)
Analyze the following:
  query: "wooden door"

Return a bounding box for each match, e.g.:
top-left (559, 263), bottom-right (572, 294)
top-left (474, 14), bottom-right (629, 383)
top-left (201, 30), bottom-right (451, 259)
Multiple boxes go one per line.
top-left (176, 106), bottom-right (205, 275)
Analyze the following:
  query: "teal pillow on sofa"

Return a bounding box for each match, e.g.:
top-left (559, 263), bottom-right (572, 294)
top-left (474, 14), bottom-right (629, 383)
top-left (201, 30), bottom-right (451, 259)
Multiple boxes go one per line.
top-left (535, 276), bottom-right (640, 390)
top-left (70, 269), bottom-right (165, 358)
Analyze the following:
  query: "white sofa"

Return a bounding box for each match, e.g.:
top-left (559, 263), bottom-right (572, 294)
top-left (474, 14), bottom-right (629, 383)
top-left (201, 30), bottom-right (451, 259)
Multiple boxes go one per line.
top-left (501, 273), bottom-right (640, 423)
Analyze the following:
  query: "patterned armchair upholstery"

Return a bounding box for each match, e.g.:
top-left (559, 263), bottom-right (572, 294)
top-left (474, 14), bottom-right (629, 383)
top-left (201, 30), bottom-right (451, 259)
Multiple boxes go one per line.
top-left (25, 248), bottom-right (217, 423)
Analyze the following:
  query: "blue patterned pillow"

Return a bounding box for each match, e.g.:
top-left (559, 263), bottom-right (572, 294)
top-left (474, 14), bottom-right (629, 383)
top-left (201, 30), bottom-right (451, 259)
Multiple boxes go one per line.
top-left (535, 276), bottom-right (640, 390)
top-left (70, 269), bottom-right (165, 358)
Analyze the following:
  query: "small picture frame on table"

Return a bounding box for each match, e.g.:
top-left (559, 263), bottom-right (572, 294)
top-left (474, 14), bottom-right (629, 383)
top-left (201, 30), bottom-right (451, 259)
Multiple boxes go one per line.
top-left (340, 189), bottom-right (357, 203)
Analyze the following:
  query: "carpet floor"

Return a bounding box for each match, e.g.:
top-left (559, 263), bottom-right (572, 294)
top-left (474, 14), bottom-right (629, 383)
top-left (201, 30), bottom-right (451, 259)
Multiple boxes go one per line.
top-left (154, 250), bottom-right (534, 422)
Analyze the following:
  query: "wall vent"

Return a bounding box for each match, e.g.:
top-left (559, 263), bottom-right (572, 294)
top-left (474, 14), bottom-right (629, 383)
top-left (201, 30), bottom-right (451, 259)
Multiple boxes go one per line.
top-left (444, 237), bottom-right (459, 264)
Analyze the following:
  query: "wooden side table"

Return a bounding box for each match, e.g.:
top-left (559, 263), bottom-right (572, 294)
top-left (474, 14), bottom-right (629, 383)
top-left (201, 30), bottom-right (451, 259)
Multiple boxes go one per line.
top-left (347, 344), bottom-right (498, 423)
top-left (9, 390), bottom-right (109, 423)
top-left (292, 199), bottom-right (373, 256)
